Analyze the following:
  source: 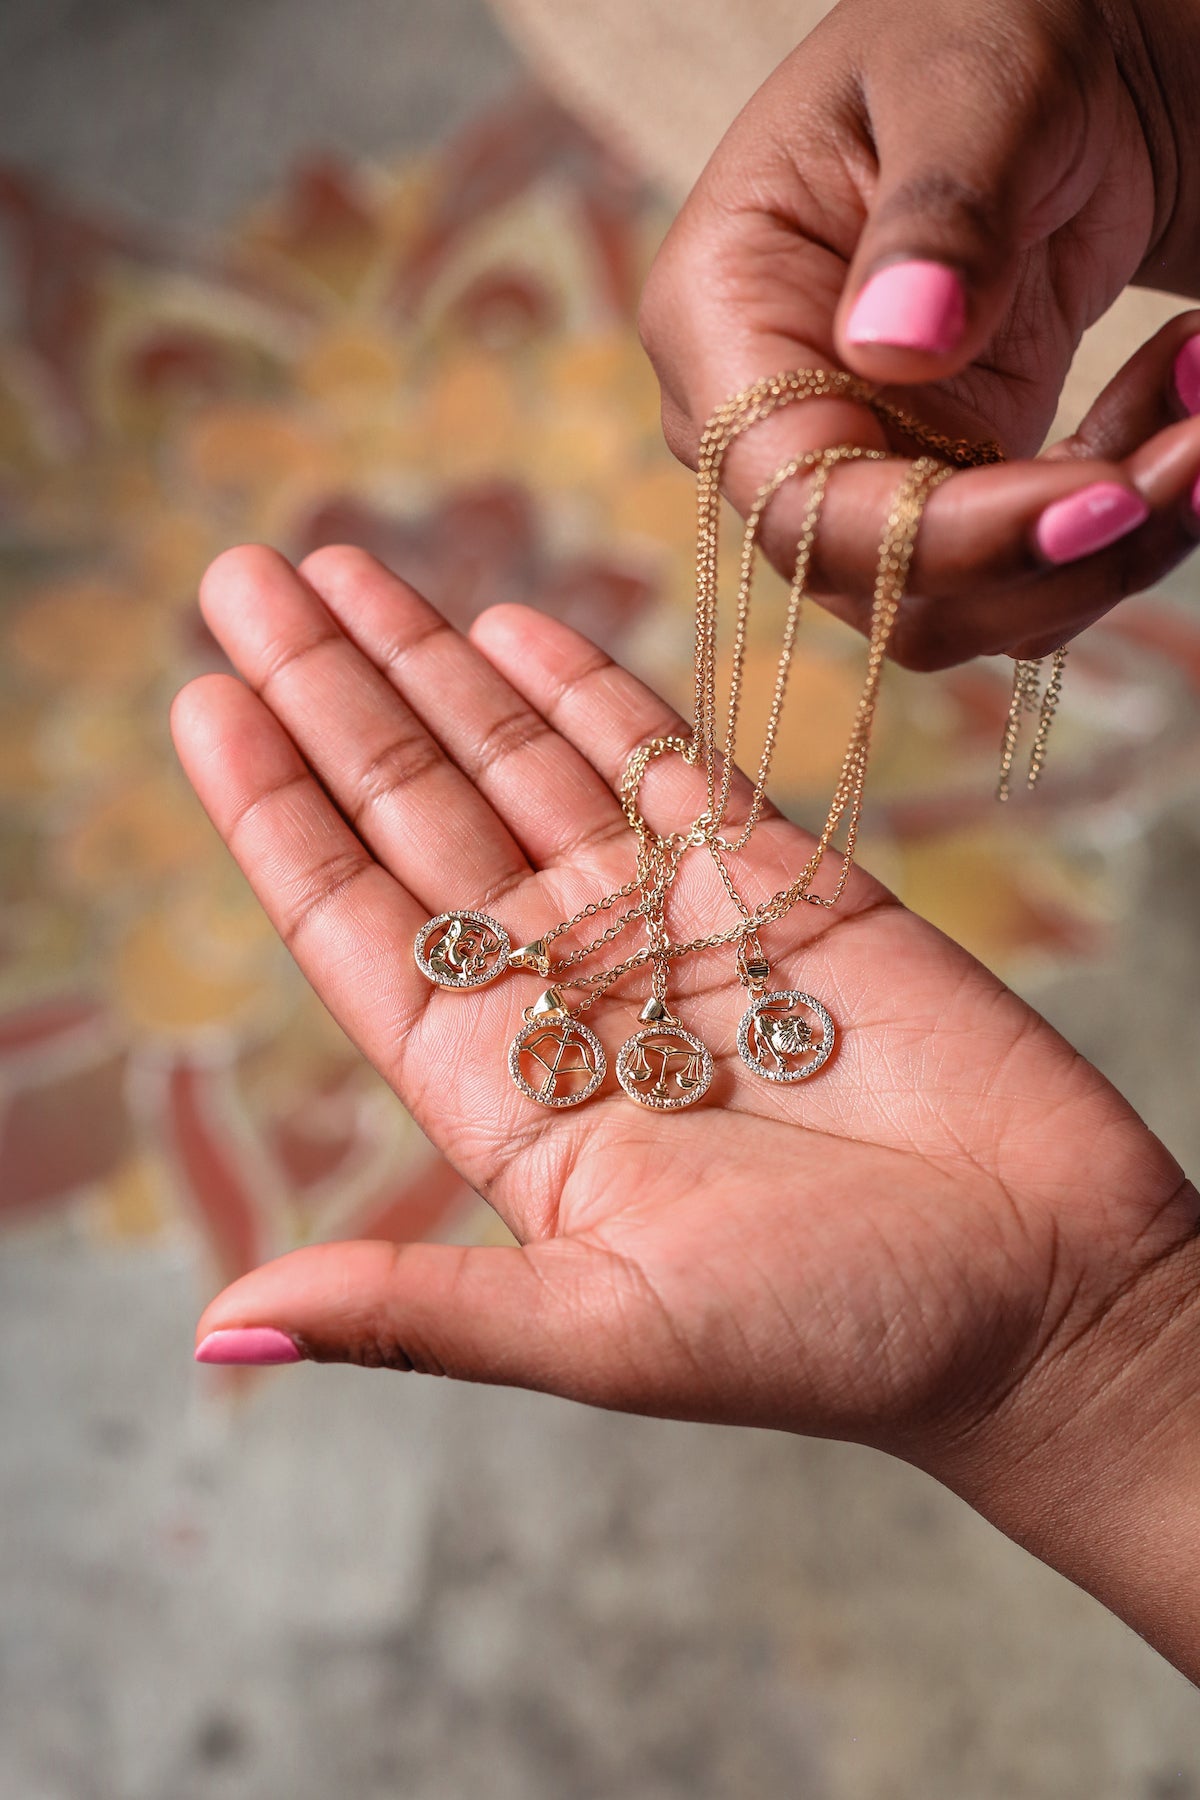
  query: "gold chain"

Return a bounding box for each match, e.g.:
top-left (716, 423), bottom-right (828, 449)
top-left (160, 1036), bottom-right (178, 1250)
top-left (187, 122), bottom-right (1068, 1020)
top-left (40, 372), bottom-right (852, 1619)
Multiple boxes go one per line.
top-left (521, 367), bottom-right (1064, 1016)
top-left (996, 646), bottom-right (1068, 801)
top-left (562, 449), bottom-right (958, 1013)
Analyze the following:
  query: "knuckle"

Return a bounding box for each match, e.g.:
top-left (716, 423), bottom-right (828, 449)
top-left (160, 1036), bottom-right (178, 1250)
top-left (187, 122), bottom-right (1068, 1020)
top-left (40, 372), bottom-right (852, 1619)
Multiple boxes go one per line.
top-left (376, 614), bottom-right (450, 681)
top-left (636, 252), bottom-right (673, 361)
top-left (346, 1335), bottom-right (448, 1376)
top-left (913, 18), bottom-right (1086, 107)
top-left (225, 769), bottom-right (307, 848)
top-left (470, 704), bottom-right (553, 777)
top-left (544, 646), bottom-right (612, 720)
top-left (280, 846), bottom-right (371, 948)
top-left (660, 395), bottom-right (699, 471)
top-left (876, 168), bottom-right (1006, 244)
top-left (352, 730), bottom-right (444, 823)
top-left (888, 608), bottom-right (961, 673)
top-left (637, 248), bottom-right (700, 470)
top-left (257, 626), bottom-right (336, 694)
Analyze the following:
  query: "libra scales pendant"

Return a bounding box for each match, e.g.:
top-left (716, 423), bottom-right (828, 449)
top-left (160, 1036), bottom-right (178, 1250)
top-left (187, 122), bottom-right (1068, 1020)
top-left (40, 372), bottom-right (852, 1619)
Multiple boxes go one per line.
top-left (615, 1000), bottom-right (714, 1111)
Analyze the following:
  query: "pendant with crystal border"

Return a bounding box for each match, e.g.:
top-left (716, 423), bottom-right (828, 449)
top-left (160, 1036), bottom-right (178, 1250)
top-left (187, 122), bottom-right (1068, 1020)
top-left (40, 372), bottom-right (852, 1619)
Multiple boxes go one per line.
top-left (509, 990), bottom-right (607, 1108)
top-left (616, 997), bottom-right (713, 1111)
top-left (737, 989), bottom-right (835, 1082)
top-left (414, 910), bottom-right (510, 989)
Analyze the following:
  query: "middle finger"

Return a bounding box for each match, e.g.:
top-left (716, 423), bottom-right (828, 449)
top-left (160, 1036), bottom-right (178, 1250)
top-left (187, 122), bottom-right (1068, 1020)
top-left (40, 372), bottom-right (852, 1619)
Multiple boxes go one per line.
top-left (299, 545), bottom-right (635, 873)
top-left (198, 545), bottom-right (530, 915)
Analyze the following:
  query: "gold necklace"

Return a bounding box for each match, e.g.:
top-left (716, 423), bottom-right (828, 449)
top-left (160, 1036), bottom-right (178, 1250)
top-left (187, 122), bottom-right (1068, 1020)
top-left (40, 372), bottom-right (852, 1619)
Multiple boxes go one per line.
top-left (414, 368), bottom-right (1068, 1110)
top-left (996, 647), bottom-right (1068, 801)
top-left (501, 446), bottom-right (957, 1108)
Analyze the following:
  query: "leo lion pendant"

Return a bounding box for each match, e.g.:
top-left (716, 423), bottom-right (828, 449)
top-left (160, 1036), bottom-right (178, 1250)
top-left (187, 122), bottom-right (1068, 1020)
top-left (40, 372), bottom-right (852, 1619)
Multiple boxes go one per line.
top-left (737, 990), bottom-right (835, 1082)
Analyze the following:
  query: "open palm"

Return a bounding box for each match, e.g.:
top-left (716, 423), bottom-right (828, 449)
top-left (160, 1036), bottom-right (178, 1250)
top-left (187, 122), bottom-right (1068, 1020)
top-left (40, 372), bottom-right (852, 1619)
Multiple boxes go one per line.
top-left (173, 544), bottom-right (1189, 1469)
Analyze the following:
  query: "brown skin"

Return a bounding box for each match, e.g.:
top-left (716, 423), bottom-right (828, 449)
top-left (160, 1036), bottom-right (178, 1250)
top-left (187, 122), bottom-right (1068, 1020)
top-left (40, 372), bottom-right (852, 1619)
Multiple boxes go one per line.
top-left (176, 546), bottom-right (1200, 1682)
top-left (638, 0), bottom-right (1200, 668)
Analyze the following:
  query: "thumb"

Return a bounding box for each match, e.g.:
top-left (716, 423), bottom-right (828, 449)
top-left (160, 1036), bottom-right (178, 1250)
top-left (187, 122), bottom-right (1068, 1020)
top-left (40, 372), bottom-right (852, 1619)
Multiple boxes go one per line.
top-left (192, 1237), bottom-right (654, 1406)
top-left (834, 48), bottom-right (1083, 386)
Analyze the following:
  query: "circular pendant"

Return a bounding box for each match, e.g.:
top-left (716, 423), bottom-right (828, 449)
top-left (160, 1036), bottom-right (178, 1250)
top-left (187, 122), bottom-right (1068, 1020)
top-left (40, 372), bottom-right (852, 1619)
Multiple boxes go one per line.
top-left (509, 1017), bottom-right (607, 1108)
top-left (737, 990), bottom-right (835, 1083)
top-left (616, 1025), bottom-right (713, 1111)
top-left (414, 911), bottom-right (510, 989)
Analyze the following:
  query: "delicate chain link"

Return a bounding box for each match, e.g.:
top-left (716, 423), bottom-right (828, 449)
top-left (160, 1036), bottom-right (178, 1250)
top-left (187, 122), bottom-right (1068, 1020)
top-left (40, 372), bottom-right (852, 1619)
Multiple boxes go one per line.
top-left (562, 452), bottom-right (957, 1010)
top-left (690, 368), bottom-right (1002, 843)
top-left (515, 366), bottom-right (1059, 1017)
top-left (997, 645), bottom-right (1068, 800)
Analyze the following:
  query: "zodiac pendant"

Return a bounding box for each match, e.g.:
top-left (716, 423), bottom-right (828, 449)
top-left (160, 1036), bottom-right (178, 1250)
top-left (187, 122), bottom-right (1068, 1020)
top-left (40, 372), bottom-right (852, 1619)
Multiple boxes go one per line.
top-left (616, 1023), bottom-right (713, 1111)
top-left (509, 990), bottom-right (607, 1108)
top-left (737, 990), bottom-right (835, 1083)
top-left (414, 910), bottom-right (511, 989)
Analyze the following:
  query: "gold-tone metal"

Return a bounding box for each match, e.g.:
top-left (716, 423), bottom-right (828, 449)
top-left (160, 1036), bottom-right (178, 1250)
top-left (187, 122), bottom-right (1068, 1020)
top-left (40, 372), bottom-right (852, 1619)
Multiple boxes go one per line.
top-left (997, 645), bottom-right (1068, 800)
top-left (737, 990), bottom-right (836, 1083)
top-left (638, 995), bottom-right (676, 1024)
top-left (509, 1014), bottom-right (607, 1108)
top-left (414, 911), bottom-right (510, 989)
top-left (528, 986), bottom-right (568, 1018)
top-left (508, 939), bottom-right (550, 973)
top-left (502, 370), bottom-right (1014, 1012)
top-left (616, 1025), bottom-right (713, 1111)
top-left (424, 366), bottom-right (1061, 1111)
top-left (737, 941), bottom-right (770, 991)
top-left (551, 444), bottom-right (964, 1014)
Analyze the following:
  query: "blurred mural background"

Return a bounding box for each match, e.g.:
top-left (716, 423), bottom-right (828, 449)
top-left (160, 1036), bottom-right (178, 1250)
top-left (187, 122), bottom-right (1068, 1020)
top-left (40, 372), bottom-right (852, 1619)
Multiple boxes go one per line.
top-left (3, 2), bottom-right (1200, 1796)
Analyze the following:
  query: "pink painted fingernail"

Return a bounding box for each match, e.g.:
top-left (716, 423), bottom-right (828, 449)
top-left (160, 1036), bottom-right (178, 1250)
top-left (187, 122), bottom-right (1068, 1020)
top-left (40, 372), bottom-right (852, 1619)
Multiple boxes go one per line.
top-left (195, 1327), bottom-right (302, 1366)
top-left (845, 260), bottom-right (966, 354)
top-left (1035, 483), bottom-right (1149, 565)
top-left (1174, 337), bottom-right (1200, 415)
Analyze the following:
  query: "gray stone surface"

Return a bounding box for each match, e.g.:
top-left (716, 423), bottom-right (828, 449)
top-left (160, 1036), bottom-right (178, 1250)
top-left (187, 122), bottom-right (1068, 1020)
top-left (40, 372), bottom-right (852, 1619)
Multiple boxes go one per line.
top-left (4, 1214), bottom-right (1200, 1800)
top-left (1034, 804), bottom-right (1200, 1178)
top-left (3, 0), bottom-right (1200, 1794)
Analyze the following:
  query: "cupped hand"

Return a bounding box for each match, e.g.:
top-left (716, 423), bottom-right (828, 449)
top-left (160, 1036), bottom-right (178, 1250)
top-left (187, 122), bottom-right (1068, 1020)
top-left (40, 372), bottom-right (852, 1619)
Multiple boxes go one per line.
top-left (639, 0), bottom-right (1200, 669)
top-left (171, 545), bottom-right (1195, 1485)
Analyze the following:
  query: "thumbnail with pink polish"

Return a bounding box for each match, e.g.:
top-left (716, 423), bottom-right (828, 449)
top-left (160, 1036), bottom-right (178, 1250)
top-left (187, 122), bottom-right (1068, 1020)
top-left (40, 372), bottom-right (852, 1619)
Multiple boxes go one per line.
top-left (1175, 338), bottom-right (1200, 416)
top-left (195, 1326), bottom-right (302, 1365)
top-left (845, 260), bottom-right (966, 355)
top-left (1035, 483), bottom-right (1149, 566)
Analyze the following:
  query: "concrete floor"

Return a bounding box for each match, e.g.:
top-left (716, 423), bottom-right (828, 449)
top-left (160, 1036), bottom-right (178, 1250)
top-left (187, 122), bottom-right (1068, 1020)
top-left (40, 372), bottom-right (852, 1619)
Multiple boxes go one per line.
top-left (3, 2), bottom-right (1200, 1795)
top-left (7, 1211), bottom-right (1200, 1800)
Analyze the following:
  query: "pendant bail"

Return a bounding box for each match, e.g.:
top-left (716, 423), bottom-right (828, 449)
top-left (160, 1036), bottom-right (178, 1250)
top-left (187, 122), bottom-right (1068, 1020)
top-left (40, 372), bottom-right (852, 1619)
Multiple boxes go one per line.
top-left (509, 938), bottom-right (549, 974)
top-left (638, 995), bottom-right (678, 1025)
top-left (527, 986), bottom-right (569, 1020)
